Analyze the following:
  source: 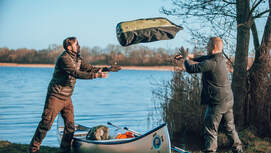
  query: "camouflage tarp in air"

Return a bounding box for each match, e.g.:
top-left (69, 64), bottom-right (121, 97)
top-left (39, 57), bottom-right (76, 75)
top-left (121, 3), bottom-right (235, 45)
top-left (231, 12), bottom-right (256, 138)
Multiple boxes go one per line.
top-left (116, 17), bottom-right (183, 46)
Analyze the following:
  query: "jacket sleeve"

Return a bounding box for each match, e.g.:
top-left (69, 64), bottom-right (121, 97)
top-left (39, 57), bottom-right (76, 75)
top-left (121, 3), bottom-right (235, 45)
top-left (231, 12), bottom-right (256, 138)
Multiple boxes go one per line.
top-left (191, 55), bottom-right (209, 62)
top-left (59, 56), bottom-right (97, 79)
top-left (184, 59), bottom-right (215, 73)
top-left (80, 59), bottom-right (101, 73)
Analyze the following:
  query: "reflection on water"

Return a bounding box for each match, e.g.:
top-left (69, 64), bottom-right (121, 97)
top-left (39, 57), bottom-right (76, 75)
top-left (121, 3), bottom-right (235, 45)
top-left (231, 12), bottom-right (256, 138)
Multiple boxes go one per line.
top-left (0, 67), bottom-right (172, 146)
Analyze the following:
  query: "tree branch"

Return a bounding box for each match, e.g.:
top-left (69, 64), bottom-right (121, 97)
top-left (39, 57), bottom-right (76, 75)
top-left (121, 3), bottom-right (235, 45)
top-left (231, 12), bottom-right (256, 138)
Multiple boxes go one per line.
top-left (251, 20), bottom-right (260, 58)
top-left (161, 9), bottom-right (237, 18)
top-left (250, 0), bottom-right (265, 17)
top-left (253, 9), bottom-right (271, 19)
top-left (222, 0), bottom-right (237, 4)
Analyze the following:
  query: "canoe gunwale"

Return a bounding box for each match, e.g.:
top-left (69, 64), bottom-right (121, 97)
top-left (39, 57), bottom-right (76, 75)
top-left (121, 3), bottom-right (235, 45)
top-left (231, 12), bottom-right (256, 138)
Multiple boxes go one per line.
top-left (73, 123), bottom-right (167, 145)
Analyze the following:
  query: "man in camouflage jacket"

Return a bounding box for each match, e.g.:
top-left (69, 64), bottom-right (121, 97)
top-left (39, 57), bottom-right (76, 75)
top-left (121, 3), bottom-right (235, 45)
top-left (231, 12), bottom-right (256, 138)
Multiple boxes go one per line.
top-left (176, 37), bottom-right (243, 153)
top-left (29, 37), bottom-right (112, 153)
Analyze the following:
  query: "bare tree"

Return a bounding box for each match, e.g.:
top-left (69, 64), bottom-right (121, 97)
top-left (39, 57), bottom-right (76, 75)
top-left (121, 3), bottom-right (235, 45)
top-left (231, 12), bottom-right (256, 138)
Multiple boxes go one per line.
top-left (161, 0), bottom-right (271, 130)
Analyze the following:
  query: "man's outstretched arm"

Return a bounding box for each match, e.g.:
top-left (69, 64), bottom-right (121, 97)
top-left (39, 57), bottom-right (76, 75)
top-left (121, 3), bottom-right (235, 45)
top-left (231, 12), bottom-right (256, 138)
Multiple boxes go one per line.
top-left (80, 59), bottom-right (101, 73)
top-left (60, 56), bottom-right (102, 79)
top-left (184, 59), bottom-right (214, 73)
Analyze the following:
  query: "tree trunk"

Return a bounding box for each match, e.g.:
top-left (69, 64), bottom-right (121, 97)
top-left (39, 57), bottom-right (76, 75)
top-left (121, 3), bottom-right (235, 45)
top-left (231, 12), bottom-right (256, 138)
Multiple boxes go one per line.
top-left (232, 0), bottom-right (251, 128)
top-left (248, 1), bottom-right (271, 135)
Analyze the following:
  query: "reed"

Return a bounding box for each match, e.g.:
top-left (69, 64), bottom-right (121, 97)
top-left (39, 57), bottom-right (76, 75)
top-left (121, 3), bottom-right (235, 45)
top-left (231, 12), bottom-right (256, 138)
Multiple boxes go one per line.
top-left (151, 69), bottom-right (204, 150)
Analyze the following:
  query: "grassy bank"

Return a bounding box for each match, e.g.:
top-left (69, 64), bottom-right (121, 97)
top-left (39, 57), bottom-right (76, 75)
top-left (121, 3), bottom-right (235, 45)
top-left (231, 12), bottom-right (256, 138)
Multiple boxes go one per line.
top-left (183, 127), bottom-right (271, 153)
top-left (1, 128), bottom-right (271, 153)
top-left (0, 141), bottom-right (59, 153)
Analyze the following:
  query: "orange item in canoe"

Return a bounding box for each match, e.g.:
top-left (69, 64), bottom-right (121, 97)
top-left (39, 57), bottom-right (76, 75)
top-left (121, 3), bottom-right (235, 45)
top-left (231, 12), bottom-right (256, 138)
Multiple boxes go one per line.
top-left (115, 131), bottom-right (135, 139)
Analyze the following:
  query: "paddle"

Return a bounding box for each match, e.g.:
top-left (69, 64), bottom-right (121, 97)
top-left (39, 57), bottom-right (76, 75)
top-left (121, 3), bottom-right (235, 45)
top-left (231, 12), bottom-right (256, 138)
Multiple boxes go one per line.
top-left (107, 122), bottom-right (122, 130)
top-left (107, 122), bottom-right (190, 153)
top-left (107, 122), bottom-right (141, 136)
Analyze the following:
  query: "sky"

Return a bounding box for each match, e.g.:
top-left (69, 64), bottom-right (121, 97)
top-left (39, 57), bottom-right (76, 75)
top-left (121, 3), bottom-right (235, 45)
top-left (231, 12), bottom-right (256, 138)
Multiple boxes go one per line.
top-left (0, 0), bottom-right (192, 50)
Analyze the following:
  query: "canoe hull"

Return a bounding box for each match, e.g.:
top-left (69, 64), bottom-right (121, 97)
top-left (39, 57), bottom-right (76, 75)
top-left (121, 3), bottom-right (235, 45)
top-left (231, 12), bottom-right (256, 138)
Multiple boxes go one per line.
top-left (72, 124), bottom-right (171, 153)
top-left (57, 115), bottom-right (171, 153)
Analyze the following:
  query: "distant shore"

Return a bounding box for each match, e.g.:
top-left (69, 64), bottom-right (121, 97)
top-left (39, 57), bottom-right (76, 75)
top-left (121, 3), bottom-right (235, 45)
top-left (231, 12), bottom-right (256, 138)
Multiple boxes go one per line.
top-left (0, 63), bottom-right (176, 71)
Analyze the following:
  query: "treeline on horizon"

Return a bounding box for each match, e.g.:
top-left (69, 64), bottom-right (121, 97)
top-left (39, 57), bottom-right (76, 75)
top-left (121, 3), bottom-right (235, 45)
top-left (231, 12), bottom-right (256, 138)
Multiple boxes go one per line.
top-left (0, 44), bottom-right (183, 66)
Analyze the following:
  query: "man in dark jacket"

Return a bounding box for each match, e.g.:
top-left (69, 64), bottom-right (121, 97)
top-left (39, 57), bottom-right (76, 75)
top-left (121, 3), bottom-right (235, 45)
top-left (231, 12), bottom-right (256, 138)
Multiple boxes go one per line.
top-left (29, 37), bottom-right (114, 153)
top-left (176, 37), bottom-right (243, 153)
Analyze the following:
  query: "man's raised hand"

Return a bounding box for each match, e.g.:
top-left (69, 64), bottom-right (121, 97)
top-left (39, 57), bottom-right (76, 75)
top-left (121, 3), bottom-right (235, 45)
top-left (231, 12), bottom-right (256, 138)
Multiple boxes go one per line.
top-left (174, 47), bottom-right (194, 61)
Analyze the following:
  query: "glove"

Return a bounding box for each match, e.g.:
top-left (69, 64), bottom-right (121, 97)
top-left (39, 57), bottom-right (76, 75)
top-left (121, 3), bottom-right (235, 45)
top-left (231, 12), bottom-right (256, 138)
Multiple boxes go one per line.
top-left (101, 67), bottom-right (110, 72)
top-left (102, 65), bottom-right (121, 72)
top-left (109, 65), bottom-right (121, 72)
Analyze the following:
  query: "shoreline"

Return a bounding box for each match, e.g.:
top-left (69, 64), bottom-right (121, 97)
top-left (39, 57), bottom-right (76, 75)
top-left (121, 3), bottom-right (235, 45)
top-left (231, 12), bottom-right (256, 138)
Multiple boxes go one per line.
top-left (0, 63), bottom-right (176, 71)
top-left (1, 127), bottom-right (271, 153)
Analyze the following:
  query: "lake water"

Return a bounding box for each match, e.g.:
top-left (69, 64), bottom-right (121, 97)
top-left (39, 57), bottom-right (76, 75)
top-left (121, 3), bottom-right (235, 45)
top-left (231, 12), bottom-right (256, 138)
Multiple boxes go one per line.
top-left (0, 66), bottom-right (172, 147)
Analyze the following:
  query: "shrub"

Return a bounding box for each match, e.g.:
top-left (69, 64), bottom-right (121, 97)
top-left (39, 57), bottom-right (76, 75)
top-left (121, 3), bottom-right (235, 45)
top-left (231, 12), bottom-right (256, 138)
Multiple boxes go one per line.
top-left (152, 69), bottom-right (205, 150)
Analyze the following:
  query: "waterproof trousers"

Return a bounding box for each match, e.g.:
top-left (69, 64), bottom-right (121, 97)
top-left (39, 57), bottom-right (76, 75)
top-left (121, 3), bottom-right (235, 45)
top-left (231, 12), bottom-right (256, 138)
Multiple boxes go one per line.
top-left (203, 100), bottom-right (243, 153)
top-left (29, 95), bottom-right (75, 153)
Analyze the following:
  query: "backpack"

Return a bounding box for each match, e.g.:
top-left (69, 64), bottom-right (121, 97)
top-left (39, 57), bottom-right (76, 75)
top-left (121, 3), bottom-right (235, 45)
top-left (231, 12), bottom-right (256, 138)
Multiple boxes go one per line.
top-left (86, 125), bottom-right (109, 140)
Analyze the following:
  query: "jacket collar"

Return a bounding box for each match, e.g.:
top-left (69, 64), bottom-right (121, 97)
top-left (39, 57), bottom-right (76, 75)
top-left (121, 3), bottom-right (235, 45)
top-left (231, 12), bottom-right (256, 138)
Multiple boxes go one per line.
top-left (66, 50), bottom-right (79, 59)
top-left (210, 52), bottom-right (223, 58)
